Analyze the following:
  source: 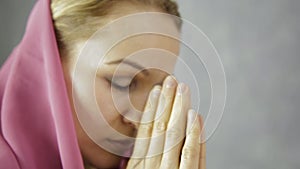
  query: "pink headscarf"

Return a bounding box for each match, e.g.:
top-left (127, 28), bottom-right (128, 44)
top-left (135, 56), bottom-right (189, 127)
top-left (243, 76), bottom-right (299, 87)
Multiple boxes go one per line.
top-left (0, 0), bottom-right (128, 168)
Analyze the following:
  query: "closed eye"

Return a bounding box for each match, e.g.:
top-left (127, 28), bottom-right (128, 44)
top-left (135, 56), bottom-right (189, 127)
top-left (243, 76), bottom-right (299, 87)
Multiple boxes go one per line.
top-left (106, 77), bottom-right (136, 91)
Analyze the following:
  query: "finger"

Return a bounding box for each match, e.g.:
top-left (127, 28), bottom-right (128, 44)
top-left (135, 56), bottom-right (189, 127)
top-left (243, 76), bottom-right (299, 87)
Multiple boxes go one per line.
top-left (160, 83), bottom-right (190, 169)
top-left (179, 109), bottom-right (201, 169)
top-left (145, 76), bottom-right (177, 168)
top-left (127, 85), bottom-right (161, 168)
top-left (198, 115), bottom-right (206, 169)
top-left (199, 140), bottom-right (206, 169)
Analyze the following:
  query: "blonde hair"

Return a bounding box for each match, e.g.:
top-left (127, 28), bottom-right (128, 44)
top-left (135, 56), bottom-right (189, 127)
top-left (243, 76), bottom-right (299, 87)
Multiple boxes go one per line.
top-left (51, 0), bottom-right (181, 59)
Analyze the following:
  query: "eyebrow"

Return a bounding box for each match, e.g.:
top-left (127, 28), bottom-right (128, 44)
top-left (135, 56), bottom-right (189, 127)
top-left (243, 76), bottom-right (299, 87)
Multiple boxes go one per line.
top-left (106, 59), bottom-right (150, 76)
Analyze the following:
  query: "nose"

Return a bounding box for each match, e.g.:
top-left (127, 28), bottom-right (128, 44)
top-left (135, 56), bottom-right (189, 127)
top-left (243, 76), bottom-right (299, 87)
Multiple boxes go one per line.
top-left (122, 109), bottom-right (141, 130)
top-left (122, 89), bottom-right (151, 129)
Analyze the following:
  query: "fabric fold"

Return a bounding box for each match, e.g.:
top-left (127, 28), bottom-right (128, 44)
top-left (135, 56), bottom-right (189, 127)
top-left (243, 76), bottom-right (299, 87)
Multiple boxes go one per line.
top-left (0, 0), bottom-right (84, 168)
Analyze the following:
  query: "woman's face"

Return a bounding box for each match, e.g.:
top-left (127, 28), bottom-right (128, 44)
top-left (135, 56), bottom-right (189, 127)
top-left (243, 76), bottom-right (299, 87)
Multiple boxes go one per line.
top-left (62, 11), bottom-right (180, 169)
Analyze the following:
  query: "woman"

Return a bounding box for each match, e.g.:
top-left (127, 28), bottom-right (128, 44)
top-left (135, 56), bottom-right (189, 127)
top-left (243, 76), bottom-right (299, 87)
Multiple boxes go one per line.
top-left (0, 0), bottom-right (205, 168)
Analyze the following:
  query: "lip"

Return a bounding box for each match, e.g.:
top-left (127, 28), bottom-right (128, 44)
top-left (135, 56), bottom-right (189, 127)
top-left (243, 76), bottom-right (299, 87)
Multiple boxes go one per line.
top-left (106, 138), bottom-right (134, 154)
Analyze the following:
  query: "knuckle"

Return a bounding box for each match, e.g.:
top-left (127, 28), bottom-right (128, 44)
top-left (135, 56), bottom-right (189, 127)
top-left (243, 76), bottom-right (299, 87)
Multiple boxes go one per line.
top-left (160, 93), bottom-right (173, 104)
top-left (139, 124), bottom-right (152, 136)
top-left (190, 127), bottom-right (200, 136)
top-left (166, 128), bottom-right (183, 141)
top-left (154, 121), bottom-right (167, 133)
top-left (181, 145), bottom-right (198, 161)
top-left (164, 94), bottom-right (174, 101)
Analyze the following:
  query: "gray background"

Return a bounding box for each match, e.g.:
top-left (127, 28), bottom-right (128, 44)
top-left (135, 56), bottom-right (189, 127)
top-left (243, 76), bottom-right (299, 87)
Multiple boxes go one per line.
top-left (1, 0), bottom-right (299, 168)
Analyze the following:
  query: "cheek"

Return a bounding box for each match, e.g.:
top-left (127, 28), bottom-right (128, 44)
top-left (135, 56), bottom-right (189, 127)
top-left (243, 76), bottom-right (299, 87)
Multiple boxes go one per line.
top-left (129, 82), bottom-right (153, 112)
top-left (94, 78), bottom-right (120, 122)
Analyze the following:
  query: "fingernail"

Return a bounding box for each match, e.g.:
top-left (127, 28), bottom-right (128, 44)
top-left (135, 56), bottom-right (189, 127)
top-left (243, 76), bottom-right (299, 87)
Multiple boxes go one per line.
top-left (188, 109), bottom-right (197, 124)
top-left (152, 86), bottom-right (161, 97)
top-left (187, 109), bottom-right (197, 133)
top-left (165, 76), bottom-right (176, 88)
top-left (177, 83), bottom-right (187, 95)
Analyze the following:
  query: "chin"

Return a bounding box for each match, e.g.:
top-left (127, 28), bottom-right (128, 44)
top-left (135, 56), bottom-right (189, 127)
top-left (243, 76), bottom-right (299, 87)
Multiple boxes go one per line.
top-left (82, 146), bottom-right (123, 169)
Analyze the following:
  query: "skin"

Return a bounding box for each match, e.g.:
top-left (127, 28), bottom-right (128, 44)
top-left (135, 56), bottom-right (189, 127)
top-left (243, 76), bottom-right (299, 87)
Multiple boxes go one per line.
top-left (61, 3), bottom-right (206, 169)
top-left (127, 80), bottom-right (206, 169)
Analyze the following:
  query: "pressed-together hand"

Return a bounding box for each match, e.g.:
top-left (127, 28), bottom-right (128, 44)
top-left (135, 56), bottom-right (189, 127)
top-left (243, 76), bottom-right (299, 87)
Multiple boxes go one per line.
top-left (127, 76), bottom-right (206, 169)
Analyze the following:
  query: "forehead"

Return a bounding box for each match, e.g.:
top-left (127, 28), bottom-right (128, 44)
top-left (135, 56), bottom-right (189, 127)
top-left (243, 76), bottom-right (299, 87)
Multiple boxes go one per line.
top-left (102, 9), bottom-right (181, 64)
top-left (105, 34), bottom-right (180, 61)
top-left (102, 34), bottom-right (180, 75)
top-left (74, 11), bottom-right (182, 74)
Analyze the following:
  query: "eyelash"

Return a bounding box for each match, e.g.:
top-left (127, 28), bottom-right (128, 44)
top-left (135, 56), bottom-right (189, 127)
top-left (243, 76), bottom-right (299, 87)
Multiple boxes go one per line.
top-left (108, 78), bottom-right (136, 91)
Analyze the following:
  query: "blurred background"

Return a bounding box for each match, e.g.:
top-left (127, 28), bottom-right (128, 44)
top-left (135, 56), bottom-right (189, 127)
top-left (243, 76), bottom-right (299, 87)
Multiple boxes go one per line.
top-left (1, 0), bottom-right (299, 168)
